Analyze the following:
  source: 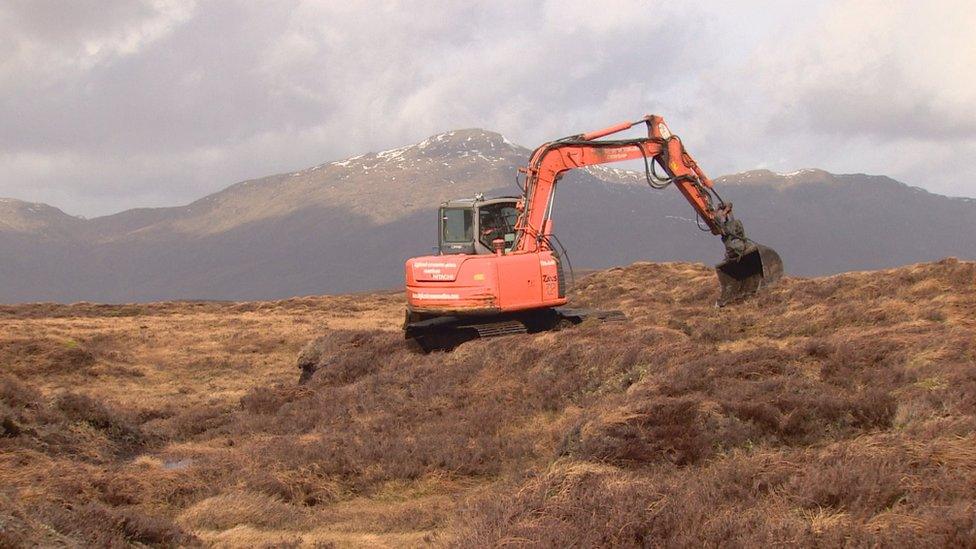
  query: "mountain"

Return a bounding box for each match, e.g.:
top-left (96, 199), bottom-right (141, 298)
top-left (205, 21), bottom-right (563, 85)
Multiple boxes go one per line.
top-left (0, 198), bottom-right (86, 237)
top-left (1, 130), bottom-right (975, 303)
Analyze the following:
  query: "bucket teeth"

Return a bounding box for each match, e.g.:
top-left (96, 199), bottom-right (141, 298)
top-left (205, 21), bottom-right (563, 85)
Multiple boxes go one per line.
top-left (715, 244), bottom-right (784, 306)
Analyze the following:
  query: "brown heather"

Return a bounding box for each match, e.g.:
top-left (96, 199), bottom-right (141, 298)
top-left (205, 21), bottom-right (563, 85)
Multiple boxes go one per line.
top-left (1, 259), bottom-right (974, 546)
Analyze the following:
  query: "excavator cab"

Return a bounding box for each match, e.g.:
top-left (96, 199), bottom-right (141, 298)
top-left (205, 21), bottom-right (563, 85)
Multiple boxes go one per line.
top-left (438, 196), bottom-right (519, 256)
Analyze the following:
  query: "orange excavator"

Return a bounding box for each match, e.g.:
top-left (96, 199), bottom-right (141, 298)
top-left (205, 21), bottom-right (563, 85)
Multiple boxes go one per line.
top-left (404, 115), bottom-right (783, 351)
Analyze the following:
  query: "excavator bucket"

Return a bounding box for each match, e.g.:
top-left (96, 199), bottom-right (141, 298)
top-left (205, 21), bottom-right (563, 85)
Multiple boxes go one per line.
top-left (715, 244), bottom-right (784, 306)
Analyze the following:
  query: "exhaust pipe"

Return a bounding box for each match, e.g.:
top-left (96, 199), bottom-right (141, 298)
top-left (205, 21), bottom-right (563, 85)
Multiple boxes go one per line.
top-left (715, 243), bottom-right (784, 306)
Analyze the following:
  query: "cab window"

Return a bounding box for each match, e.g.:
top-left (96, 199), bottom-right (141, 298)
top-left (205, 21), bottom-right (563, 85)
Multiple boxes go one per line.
top-left (441, 208), bottom-right (473, 243)
top-left (478, 203), bottom-right (518, 250)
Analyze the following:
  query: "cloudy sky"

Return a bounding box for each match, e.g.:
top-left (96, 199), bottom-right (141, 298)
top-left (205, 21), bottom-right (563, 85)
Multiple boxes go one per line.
top-left (1, 0), bottom-right (974, 217)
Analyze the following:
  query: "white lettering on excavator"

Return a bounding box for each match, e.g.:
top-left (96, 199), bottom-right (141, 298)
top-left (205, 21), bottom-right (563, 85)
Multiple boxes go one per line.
top-left (603, 147), bottom-right (633, 160)
top-left (412, 292), bottom-right (460, 300)
top-left (540, 259), bottom-right (557, 267)
top-left (413, 261), bottom-right (458, 269)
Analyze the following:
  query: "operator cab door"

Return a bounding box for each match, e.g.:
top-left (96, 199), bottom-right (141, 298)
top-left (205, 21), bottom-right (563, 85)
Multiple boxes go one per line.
top-left (475, 201), bottom-right (519, 254)
top-left (439, 207), bottom-right (475, 255)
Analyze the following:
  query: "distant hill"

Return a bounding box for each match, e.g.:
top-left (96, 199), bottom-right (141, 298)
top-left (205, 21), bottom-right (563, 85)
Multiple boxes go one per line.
top-left (1, 130), bottom-right (975, 303)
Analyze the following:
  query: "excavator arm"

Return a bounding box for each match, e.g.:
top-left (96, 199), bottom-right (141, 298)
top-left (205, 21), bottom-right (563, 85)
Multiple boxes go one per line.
top-left (514, 114), bottom-right (783, 304)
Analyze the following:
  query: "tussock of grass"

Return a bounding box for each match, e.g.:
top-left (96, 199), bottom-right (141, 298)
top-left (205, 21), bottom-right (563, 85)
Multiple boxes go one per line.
top-left (180, 491), bottom-right (304, 530)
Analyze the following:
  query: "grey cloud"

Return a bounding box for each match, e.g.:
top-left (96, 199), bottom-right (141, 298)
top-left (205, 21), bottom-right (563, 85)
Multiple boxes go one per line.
top-left (756, 2), bottom-right (976, 142)
top-left (687, 0), bottom-right (976, 197)
top-left (0, 0), bottom-right (973, 217)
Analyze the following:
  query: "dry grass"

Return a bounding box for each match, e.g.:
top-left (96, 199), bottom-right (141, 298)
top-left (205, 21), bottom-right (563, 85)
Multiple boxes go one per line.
top-left (1, 259), bottom-right (974, 546)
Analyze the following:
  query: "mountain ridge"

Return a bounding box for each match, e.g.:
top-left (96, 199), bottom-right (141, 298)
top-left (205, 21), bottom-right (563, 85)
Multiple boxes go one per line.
top-left (1, 129), bottom-right (975, 303)
top-left (0, 129), bottom-right (528, 242)
top-left (5, 132), bottom-right (974, 240)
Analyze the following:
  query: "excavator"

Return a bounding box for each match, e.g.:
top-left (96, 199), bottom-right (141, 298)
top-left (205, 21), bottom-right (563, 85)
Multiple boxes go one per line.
top-left (404, 115), bottom-right (783, 352)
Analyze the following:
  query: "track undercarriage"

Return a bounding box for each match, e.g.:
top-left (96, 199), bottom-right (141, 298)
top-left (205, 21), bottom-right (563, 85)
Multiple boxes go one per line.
top-left (404, 307), bottom-right (625, 353)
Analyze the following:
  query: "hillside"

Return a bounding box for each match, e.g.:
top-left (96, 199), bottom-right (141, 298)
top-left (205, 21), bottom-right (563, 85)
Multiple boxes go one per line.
top-left (1, 259), bottom-right (974, 546)
top-left (1, 130), bottom-right (976, 303)
top-left (0, 198), bottom-right (85, 236)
